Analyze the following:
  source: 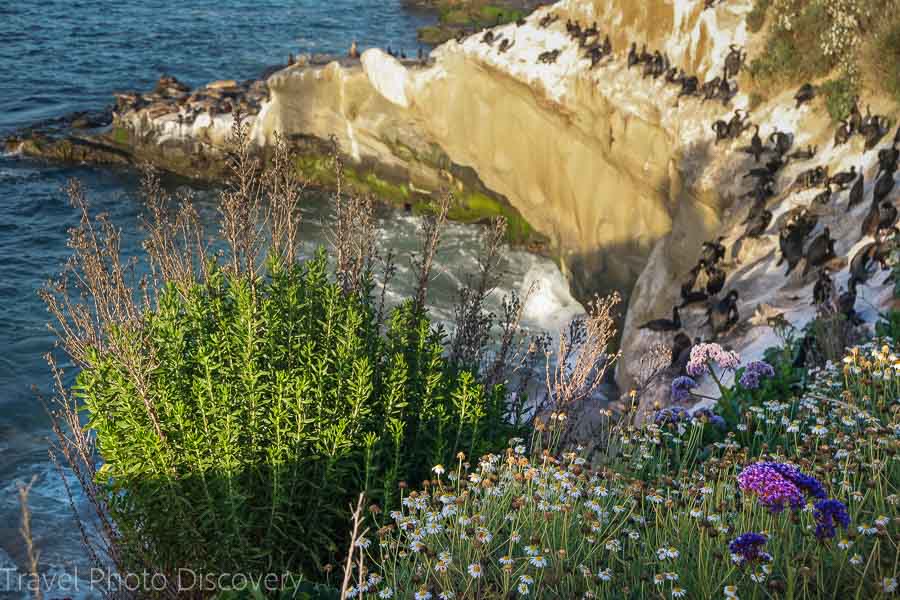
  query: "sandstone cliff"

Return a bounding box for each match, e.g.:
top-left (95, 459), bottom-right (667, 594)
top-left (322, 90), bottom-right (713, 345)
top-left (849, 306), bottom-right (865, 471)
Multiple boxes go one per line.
top-left (252, 0), bottom-right (761, 302)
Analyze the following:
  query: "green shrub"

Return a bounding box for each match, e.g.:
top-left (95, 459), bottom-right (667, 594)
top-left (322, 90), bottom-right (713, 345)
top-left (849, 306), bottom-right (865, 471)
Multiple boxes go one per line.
top-left (45, 124), bottom-right (530, 592)
top-left (821, 76), bottom-right (858, 121)
top-left (747, 0), bottom-right (770, 33)
top-left (870, 17), bottom-right (900, 103)
top-left (79, 252), bottom-right (518, 579)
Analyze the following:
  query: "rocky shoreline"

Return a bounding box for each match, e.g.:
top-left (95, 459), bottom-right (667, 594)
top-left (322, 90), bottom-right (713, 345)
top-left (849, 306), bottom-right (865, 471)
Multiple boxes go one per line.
top-left (4, 56), bottom-right (546, 251)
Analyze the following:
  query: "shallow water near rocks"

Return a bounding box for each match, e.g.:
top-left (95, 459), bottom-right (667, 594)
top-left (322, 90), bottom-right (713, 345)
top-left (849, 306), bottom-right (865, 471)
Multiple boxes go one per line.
top-left (0, 2), bottom-right (582, 596)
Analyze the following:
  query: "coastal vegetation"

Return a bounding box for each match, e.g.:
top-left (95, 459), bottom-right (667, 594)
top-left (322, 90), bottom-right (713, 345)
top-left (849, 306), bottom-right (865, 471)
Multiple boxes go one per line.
top-left (12, 1), bottom-right (900, 598)
top-left (363, 342), bottom-right (898, 598)
top-left (747, 0), bottom-right (900, 119)
top-left (411, 0), bottom-right (527, 44)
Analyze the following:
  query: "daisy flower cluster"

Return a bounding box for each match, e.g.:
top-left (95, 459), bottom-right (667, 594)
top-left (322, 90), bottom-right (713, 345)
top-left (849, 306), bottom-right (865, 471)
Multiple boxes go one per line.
top-left (350, 341), bottom-right (899, 598)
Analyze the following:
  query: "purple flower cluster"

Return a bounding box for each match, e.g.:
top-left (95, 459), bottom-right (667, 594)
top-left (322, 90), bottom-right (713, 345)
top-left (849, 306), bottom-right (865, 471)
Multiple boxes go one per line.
top-left (654, 406), bottom-right (689, 425)
top-left (737, 463), bottom-right (805, 511)
top-left (739, 360), bottom-right (776, 390)
top-left (671, 376), bottom-right (697, 402)
top-left (765, 462), bottom-right (826, 501)
top-left (729, 532), bottom-right (768, 564)
top-left (686, 343), bottom-right (741, 377)
top-left (693, 407), bottom-right (727, 430)
top-left (813, 499), bottom-right (851, 540)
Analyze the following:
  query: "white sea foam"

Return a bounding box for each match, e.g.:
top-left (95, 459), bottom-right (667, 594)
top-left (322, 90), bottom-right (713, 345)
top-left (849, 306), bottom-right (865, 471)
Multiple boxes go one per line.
top-left (519, 258), bottom-right (585, 334)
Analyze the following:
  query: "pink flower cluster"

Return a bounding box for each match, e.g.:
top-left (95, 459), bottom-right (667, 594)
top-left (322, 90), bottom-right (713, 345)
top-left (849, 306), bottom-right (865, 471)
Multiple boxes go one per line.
top-left (737, 463), bottom-right (804, 512)
top-left (686, 343), bottom-right (741, 377)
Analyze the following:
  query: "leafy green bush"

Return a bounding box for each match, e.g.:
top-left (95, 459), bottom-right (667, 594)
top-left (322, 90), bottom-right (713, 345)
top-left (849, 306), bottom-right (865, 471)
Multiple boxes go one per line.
top-left (45, 124), bottom-right (530, 593)
top-left (80, 252), bottom-right (518, 579)
top-left (747, 0), bottom-right (770, 33)
top-left (821, 76), bottom-right (858, 121)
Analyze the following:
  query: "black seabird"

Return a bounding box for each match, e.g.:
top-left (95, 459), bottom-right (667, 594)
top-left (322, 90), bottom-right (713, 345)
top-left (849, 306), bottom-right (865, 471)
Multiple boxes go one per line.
top-left (639, 306), bottom-right (682, 332)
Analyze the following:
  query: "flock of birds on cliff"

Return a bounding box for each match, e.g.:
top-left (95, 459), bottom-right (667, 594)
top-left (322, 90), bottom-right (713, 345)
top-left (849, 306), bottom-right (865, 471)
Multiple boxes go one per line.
top-left (469, 7), bottom-right (899, 376)
top-left (640, 88), bottom-right (898, 322)
top-left (113, 75), bottom-right (270, 126)
top-left (476, 8), bottom-right (748, 107)
top-left (637, 80), bottom-right (898, 376)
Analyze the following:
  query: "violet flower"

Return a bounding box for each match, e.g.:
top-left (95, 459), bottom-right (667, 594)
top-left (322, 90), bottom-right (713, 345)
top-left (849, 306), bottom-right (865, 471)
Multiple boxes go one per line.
top-left (728, 532), bottom-right (768, 564)
top-left (655, 406), bottom-right (689, 425)
top-left (737, 463), bottom-right (805, 512)
top-left (739, 360), bottom-right (776, 390)
top-left (671, 376), bottom-right (697, 402)
top-left (813, 499), bottom-right (851, 540)
top-left (693, 407), bottom-right (727, 430)
top-left (765, 462), bottom-right (827, 501)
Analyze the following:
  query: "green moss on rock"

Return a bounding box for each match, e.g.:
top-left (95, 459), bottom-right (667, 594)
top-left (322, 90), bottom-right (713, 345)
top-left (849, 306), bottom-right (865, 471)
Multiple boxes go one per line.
top-left (417, 2), bottom-right (530, 46)
top-left (111, 126), bottom-right (130, 146)
top-left (446, 191), bottom-right (536, 244)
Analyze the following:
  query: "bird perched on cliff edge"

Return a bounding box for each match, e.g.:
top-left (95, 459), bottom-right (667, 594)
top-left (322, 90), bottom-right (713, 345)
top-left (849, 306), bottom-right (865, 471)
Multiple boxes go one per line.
top-left (706, 290), bottom-right (739, 337)
top-left (639, 306), bottom-right (682, 332)
top-left (794, 83), bottom-right (816, 108)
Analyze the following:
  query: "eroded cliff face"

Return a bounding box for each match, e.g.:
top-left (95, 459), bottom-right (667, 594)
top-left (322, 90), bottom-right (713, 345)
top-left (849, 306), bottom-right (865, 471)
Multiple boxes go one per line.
top-left (255, 0), bottom-right (757, 300)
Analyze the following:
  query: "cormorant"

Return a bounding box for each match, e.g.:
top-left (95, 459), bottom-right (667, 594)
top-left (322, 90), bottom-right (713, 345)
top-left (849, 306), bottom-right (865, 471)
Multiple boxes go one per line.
top-left (879, 201), bottom-right (898, 231)
top-left (769, 129), bottom-right (792, 156)
top-left (793, 165), bottom-right (829, 191)
top-left (724, 45), bottom-right (745, 79)
top-left (743, 125), bottom-right (764, 163)
top-left (877, 147), bottom-right (899, 177)
top-left (707, 290), bottom-right (739, 336)
top-left (849, 242), bottom-right (880, 283)
top-left (802, 227), bottom-right (836, 277)
top-left (846, 172), bottom-right (864, 212)
top-left (828, 166), bottom-right (857, 191)
top-left (639, 306), bottom-right (682, 332)
top-left (727, 109), bottom-right (749, 139)
top-left (812, 268), bottom-right (833, 306)
top-left (680, 260), bottom-right (706, 299)
top-left (786, 145), bottom-right (817, 162)
top-left (837, 279), bottom-right (860, 325)
top-left (794, 83), bottom-right (815, 108)
top-left (777, 224), bottom-right (808, 276)
top-left (834, 119), bottom-right (852, 146)
top-left (712, 119), bottom-right (730, 144)
top-left (627, 43), bottom-right (639, 69)
top-left (873, 172), bottom-right (896, 205)
top-left (705, 265), bottom-right (726, 296)
top-left (669, 332), bottom-right (693, 372)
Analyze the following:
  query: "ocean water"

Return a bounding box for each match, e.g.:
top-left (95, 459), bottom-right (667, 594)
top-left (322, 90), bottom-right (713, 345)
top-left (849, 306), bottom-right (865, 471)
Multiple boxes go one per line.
top-left (0, 2), bottom-right (583, 597)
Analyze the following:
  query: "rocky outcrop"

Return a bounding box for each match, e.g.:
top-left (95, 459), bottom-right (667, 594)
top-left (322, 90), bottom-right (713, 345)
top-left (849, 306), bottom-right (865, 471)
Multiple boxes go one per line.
top-left (256, 0), bottom-right (762, 299)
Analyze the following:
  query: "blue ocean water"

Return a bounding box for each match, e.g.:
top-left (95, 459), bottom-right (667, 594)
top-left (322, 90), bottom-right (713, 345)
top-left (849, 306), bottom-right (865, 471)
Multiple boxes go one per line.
top-left (0, 2), bottom-right (583, 596)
